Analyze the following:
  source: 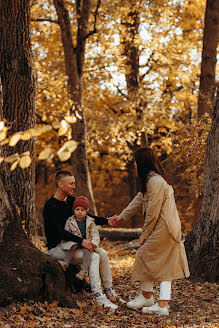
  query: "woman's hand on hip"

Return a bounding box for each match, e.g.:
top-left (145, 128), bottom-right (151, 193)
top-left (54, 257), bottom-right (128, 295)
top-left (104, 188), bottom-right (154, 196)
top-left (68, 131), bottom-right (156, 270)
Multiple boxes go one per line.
top-left (139, 234), bottom-right (145, 245)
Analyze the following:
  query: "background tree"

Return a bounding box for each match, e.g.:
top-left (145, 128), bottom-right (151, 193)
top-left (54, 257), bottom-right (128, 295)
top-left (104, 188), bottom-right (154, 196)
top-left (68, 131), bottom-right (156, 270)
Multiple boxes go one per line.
top-left (52, 0), bottom-right (101, 214)
top-left (198, 0), bottom-right (219, 117)
top-left (185, 87), bottom-right (219, 282)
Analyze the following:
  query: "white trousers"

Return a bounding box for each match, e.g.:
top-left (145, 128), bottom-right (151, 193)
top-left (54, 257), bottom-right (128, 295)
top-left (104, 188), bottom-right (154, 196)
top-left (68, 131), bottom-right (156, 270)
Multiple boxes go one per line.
top-left (74, 248), bottom-right (113, 295)
top-left (45, 245), bottom-right (82, 265)
top-left (141, 281), bottom-right (172, 300)
top-left (45, 246), bottom-right (112, 295)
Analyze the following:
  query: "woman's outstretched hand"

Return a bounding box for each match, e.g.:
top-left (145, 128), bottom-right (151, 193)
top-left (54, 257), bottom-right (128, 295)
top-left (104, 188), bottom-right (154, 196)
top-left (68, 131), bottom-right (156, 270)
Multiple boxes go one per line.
top-left (108, 215), bottom-right (121, 227)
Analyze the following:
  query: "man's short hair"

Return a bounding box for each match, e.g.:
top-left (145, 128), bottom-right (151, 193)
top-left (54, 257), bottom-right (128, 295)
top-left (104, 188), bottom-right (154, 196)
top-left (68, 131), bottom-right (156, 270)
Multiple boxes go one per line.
top-left (55, 170), bottom-right (73, 187)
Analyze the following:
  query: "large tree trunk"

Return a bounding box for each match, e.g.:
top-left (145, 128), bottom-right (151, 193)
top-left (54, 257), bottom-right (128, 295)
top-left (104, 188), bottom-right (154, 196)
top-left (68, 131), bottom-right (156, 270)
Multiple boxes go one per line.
top-left (0, 165), bottom-right (73, 306)
top-left (198, 0), bottom-right (219, 117)
top-left (53, 0), bottom-right (97, 214)
top-left (185, 87), bottom-right (219, 282)
top-left (0, 0), bottom-right (36, 236)
top-left (0, 0), bottom-right (84, 307)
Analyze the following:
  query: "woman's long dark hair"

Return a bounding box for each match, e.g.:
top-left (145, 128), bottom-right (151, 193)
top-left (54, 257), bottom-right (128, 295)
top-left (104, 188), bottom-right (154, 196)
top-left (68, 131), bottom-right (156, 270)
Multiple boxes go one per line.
top-left (134, 147), bottom-right (171, 194)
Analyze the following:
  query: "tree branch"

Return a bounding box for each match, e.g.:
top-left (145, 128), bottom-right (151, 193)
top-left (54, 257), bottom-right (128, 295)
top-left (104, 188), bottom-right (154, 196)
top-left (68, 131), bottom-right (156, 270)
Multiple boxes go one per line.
top-left (31, 18), bottom-right (59, 24)
top-left (139, 51), bottom-right (157, 82)
top-left (83, 0), bottom-right (101, 41)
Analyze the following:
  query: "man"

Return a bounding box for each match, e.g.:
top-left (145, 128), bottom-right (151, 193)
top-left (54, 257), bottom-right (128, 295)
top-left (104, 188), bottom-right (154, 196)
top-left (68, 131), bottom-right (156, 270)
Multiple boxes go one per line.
top-left (43, 170), bottom-right (121, 309)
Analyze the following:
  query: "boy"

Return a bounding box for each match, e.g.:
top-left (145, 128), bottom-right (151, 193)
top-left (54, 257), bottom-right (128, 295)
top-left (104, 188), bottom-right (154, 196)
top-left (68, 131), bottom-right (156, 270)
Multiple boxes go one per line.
top-left (61, 196), bottom-right (122, 310)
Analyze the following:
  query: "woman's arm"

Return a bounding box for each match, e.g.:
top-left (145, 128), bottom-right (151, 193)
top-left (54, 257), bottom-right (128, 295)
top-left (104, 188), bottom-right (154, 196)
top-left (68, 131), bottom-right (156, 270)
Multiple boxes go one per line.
top-left (119, 192), bottom-right (143, 221)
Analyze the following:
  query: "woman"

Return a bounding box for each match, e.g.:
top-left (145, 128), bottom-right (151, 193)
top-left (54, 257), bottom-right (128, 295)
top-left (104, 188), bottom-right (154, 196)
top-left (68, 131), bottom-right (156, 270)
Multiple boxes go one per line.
top-left (115, 147), bottom-right (190, 316)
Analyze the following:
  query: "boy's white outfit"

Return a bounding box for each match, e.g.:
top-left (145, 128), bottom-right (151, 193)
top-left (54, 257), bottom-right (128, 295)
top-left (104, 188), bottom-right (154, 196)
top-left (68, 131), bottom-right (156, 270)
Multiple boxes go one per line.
top-left (61, 215), bottom-right (113, 297)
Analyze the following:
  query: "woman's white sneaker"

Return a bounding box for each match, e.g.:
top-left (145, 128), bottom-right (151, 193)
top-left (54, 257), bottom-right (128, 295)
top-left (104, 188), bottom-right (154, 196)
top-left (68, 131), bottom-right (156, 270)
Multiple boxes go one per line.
top-left (126, 294), bottom-right (154, 309)
top-left (95, 293), bottom-right (118, 310)
top-left (142, 302), bottom-right (169, 316)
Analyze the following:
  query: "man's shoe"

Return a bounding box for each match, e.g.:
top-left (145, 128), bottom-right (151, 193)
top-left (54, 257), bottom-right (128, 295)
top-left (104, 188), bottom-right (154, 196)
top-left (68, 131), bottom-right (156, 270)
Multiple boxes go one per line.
top-left (95, 293), bottom-right (118, 310)
top-left (104, 288), bottom-right (126, 304)
top-left (75, 269), bottom-right (87, 280)
top-left (126, 294), bottom-right (154, 310)
top-left (142, 302), bottom-right (169, 316)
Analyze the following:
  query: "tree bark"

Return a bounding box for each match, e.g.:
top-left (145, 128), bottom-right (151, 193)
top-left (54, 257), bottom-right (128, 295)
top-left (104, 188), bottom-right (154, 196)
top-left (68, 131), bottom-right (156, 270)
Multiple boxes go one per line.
top-left (0, 0), bottom-right (85, 307)
top-left (0, 0), bottom-right (36, 236)
top-left (198, 0), bottom-right (219, 117)
top-left (185, 87), bottom-right (219, 282)
top-left (121, 3), bottom-right (148, 226)
top-left (53, 0), bottom-right (97, 214)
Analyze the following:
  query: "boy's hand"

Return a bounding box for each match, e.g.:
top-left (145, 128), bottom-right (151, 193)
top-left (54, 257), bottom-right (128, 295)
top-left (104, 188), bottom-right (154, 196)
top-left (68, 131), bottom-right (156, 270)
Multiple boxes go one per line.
top-left (82, 239), bottom-right (95, 252)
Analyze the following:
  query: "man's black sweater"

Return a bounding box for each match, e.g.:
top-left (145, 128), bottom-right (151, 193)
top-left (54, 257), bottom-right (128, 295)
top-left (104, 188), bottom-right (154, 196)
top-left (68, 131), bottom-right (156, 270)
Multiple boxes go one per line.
top-left (43, 195), bottom-right (108, 250)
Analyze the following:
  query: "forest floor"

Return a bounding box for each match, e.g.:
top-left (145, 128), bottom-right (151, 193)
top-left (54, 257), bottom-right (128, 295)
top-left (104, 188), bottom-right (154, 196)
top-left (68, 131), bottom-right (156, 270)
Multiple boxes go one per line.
top-left (0, 239), bottom-right (218, 328)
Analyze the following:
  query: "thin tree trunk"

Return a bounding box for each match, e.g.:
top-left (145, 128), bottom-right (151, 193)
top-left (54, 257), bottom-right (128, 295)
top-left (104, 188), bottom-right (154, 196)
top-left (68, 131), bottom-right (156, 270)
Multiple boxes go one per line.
top-left (198, 0), bottom-right (219, 117)
top-left (53, 0), bottom-right (97, 214)
top-left (121, 3), bottom-right (148, 227)
top-left (0, 0), bottom-right (36, 236)
top-left (185, 87), bottom-right (219, 282)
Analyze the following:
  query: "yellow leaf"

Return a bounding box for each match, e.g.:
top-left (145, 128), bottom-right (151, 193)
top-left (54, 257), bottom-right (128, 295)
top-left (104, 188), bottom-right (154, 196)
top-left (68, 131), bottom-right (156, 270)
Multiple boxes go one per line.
top-left (0, 130), bottom-right (7, 142)
top-left (0, 121), bottom-right (5, 131)
top-left (0, 157), bottom-right (3, 164)
top-left (0, 138), bottom-right (8, 146)
top-left (52, 121), bottom-right (61, 129)
top-left (57, 149), bottom-right (71, 162)
top-left (62, 140), bottom-right (78, 153)
top-left (10, 160), bottom-right (19, 171)
top-left (22, 151), bottom-right (30, 156)
top-left (19, 305), bottom-right (27, 314)
top-left (20, 131), bottom-right (32, 141)
top-left (30, 125), bottom-right (52, 137)
top-left (64, 115), bottom-right (77, 124)
top-left (9, 133), bottom-right (21, 147)
top-left (19, 155), bottom-right (32, 169)
top-left (38, 148), bottom-right (54, 160)
top-left (5, 153), bottom-right (19, 163)
top-left (47, 300), bottom-right (58, 308)
top-left (58, 125), bottom-right (68, 136)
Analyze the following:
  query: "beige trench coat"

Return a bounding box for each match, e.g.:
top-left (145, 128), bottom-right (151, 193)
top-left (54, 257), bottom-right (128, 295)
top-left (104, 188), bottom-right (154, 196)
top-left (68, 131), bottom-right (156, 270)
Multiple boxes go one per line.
top-left (60, 215), bottom-right (100, 251)
top-left (120, 172), bottom-right (190, 282)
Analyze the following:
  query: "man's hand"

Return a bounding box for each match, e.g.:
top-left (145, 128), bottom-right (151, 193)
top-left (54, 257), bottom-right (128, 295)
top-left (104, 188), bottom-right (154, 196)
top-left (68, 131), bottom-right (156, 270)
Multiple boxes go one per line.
top-left (139, 234), bottom-right (145, 245)
top-left (108, 215), bottom-right (121, 227)
top-left (81, 239), bottom-right (95, 252)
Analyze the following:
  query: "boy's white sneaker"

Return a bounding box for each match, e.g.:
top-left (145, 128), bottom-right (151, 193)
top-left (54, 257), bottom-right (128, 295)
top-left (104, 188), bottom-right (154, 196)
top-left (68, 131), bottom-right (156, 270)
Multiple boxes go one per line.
top-left (104, 288), bottom-right (126, 304)
top-left (95, 294), bottom-right (118, 310)
top-left (126, 294), bottom-right (154, 309)
top-left (142, 302), bottom-right (169, 316)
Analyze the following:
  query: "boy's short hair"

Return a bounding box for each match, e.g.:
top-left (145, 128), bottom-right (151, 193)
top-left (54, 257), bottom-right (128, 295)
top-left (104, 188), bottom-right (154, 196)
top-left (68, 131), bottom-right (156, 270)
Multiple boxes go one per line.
top-left (55, 170), bottom-right (73, 187)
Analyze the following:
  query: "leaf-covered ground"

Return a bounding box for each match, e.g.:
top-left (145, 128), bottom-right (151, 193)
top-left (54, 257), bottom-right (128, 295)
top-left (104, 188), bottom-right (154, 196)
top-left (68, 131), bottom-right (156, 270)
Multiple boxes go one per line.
top-left (1, 240), bottom-right (218, 328)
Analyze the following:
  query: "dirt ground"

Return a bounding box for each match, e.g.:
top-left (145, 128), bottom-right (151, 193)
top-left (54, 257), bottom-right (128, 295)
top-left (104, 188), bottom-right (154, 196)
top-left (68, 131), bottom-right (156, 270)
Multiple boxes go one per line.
top-left (0, 240), bottom-right (218, 328)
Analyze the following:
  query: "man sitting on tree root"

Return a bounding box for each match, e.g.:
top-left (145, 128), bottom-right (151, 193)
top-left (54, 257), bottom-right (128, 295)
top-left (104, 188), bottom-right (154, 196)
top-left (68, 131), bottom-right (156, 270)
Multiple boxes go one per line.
top-left (43, 170), bottom-right (120, 307)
